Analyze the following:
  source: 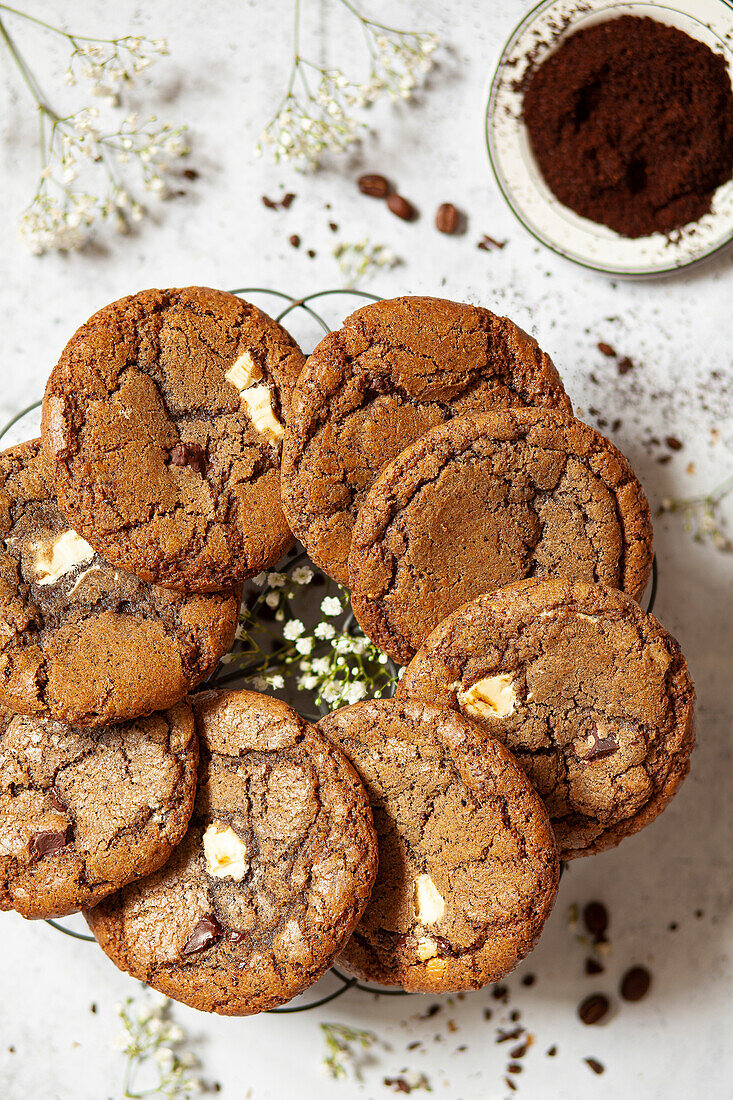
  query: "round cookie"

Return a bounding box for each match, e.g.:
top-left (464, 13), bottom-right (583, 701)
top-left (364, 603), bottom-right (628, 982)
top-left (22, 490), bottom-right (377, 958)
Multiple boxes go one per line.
top-left (281, 296), bottom-right (572, 584)
top-left (86, 690), bottom-right (378, 1015)
top-left (349, 408), bottom-right (653, 664)
top-left (0, 440), bottom-right (239, 726)
top-left (397, 578), bottom-right (695, 859)
top-left (42, 287), bottom-right (305, 593)
top-left (0, 701), bottom-right (197, 919)
top-left (317, 698), bottom-right (559, 993)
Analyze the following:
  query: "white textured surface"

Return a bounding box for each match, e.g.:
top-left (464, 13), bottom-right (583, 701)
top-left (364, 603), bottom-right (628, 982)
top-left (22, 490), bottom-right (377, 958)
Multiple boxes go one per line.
top-left (0, 2), bottom-right (732, 1098)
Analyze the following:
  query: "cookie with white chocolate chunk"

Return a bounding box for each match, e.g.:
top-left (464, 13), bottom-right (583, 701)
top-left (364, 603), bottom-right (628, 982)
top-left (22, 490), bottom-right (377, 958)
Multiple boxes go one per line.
top-left (41, 287), bottom-right (305, 593)
top-left (86, 690), bottom-right (378, 1015)
top-left (317, 698), bottom-right (559, 993)
top-left (0, 440), bottom-right (239, 726)
top-left (397, 577), bottom-right (696, 859)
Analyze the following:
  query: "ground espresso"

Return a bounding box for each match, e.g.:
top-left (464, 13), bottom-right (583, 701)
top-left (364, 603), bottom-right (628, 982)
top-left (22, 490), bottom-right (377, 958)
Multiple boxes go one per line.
top-left (522, 15), bottom-right (733, 238)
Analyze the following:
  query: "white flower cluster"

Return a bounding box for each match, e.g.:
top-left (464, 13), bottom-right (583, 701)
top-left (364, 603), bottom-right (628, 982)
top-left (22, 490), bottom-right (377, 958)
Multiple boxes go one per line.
top-left (65, 36), bottom-right (169, 105)
top-left (114, 993), bottom-right (202, 1098)
top-left (257, 14), bottom-right (439, 169)
top-left (20, 106), bottom-right (188, 254)
top-left (231, 559), bottom-right (396, 710)
top-left (5, 19), bottom-right (188, 254)
top-left (333, 239), bottom-right (400, 288)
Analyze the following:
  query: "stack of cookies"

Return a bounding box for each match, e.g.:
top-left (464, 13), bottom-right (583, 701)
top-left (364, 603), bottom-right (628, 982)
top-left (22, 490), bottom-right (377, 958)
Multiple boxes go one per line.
top-left (0, 289), bottom-right (695, 1016)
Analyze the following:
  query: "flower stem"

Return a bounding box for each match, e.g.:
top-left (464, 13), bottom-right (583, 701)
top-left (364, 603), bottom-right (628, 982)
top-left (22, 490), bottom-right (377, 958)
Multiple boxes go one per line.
top-left (0, 13), bottom-right (59, 119)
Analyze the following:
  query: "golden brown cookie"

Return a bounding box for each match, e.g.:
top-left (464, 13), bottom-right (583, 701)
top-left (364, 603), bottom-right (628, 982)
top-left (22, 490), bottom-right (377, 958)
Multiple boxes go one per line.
top-left (0, 701), bottom-right (197, 919)
top-left (281, 296), bottom-right (572, 584)
top-left (86, 690), bottom-right (378, 1015)
top-left (349, 408), bottom-right (653, 664)
top-left (42, 287), bottom-right (305, 593)
top-left (397, 578), bottom-right (695, 859)
top-left (317, 698), bottom-right (559, 993)
top-left (0, 440), bottom-right (239, 726)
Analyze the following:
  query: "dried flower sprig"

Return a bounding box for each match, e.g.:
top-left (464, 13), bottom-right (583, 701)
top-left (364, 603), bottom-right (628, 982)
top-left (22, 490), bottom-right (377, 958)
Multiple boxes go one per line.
top-left (0, 5), bottom-right (188, 253)
top-left (256, 0), bottom-right (439, 168)
top-left (321, 1022), bottom-right (380, 1079)
top-left (657, 474), bottom-right (733, 552)
top-left (222, 554), bottom-right (397, 713)
top-left (333, 238), bottom-right (400, 287)
top-left (113, 994), bottom-right (203, 1099)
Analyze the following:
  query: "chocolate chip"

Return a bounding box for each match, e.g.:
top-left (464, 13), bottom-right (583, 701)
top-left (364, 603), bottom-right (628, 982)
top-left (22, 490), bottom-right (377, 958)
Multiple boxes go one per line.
top-left (328, 221), bottom-right (338, 232)
top-left (598, 341), bottom-right (616, 357)
top-left (50, 785), bottom-right (67, 812)
top-left (30, 828), bottom-right (71, 861)
top-left (585, 957), bottom-right (605, 975)
top-left (281, 192), bottom-right (295, 209)
top-left (169, 442), bottom-right (206, 475)
top-left (620, 966), bottom-right (651, 1002)
top-left (583, 724), bottom-right (619, 762)
top-left (387, 193), bottom-right (416, 221)
top-left (585, 1057), bottom-right (605, 1075)
top-left (358, 173), bottom-right (391, 198)
top-left (507, 1063), bottom-right (522, 1073)
top-left (583, 901), bottom-right (609, 938)
top-left (421, 1004), bottom-right (441, 1019)
top-left (521, 973), bottom-right (536, 986)
top-left (547, 1045), bottom-right (557, 1057)
top-left (505, 1078), bottom-right (517, 1092)
top-left (435, 202), bottom-right (459, 234)
top-left (510, 1042), bottom-right (528, 1059)
top-left (578, 993), bottom-right (610, 1025)
top-left (289, 234), bottom-right (301, 248)
top-left (666, 436), bottom-right (683, 451)
top-left (182, 914), bottom-right (223, 956)
top-left (307, 249), bottom-right (316, 258)
top-left (262, 194), bottom-right (277, 208)
top-left (492, 983), bottom-right (509, 1001)
top-left (618, 356), bottom-right (634, 374)
top-left (183, 168), bottom-right (199, 181)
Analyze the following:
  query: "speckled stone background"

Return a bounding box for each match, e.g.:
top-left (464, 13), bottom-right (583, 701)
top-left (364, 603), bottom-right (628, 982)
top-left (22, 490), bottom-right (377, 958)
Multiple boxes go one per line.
top-left (0, 2), bottom-right (731, 1098)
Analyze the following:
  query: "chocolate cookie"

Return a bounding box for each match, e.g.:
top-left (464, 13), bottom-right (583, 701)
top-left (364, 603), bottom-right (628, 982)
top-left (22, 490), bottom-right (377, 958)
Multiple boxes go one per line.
top-left (317, 698), bottom-right (559, 993)
top-left (0, 440), bottom-right (239, 726)
top-left (0, 701), bottom-right (197, 919)
top-left (349, 408), bottom-right (653, 664)
top-left (281, 296), bottom-right (572, 584)
top-left (86, 690), bottom-right (378, 1015)
top-left (42, 287), bottom-right (305, 593)
top-left (397, 578), bottom-right (695, 859)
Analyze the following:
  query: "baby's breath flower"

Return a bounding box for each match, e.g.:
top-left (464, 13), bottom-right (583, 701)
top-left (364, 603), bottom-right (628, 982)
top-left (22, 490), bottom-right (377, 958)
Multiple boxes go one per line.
top-left (321, 596), bottom-right (343, 617)
top-left (333, 239), bottom-right (400, 288)
top-left (265, 591), bottom-right (280, 608)
top-left (296, 636), bottom-right (314, 655)
top-left (315, 622), bottom-right (336, 640)
top-left (292, 565), bottom-right (314, 585)
top-left (283, 618), bottom-right (305, 640)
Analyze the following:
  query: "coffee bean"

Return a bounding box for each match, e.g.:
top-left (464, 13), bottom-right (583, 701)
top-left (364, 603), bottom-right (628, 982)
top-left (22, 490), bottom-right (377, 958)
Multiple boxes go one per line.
top-left (583, 900), bottom-right (608, 938)
top-left (435, 202), bottom-right (459, 233)
top-left (358, 173), bottom-right (390, 198)
top-left (620, 966), bottom-right (651, 1002)
top-left (387, 193), bottom-right (416, 220)
top-left (585, 1058), bottom-right (605, 1075)
top-left (578, 994), bottom-right (610, 1025)
top-left (666, 436), bottom-right (683, 451)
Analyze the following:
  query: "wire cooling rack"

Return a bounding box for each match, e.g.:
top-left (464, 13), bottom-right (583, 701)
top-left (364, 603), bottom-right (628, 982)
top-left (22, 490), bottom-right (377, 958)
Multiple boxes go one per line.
top-left (0, 285), bottom-right (658, 1013)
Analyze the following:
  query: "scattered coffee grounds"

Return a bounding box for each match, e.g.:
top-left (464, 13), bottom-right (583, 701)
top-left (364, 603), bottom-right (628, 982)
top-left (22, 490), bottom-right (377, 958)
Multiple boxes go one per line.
top-left (620, 965), bottom-right (652, 1002)
top-left (523, 16), bottom-right (733, 237)
top-left (578, 993), bottom-right (610, 1025)
top-left (585, 1058), bottom-right (605, 1076)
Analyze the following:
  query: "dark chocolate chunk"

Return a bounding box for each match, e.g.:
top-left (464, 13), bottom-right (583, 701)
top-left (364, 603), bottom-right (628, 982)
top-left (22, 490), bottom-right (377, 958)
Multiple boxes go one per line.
top-left (169, 442), bottom-right (206, 475)
top-left (30, 828), bottom-right (71, 861)
top-left (182, 914), bottom-right (223, 956)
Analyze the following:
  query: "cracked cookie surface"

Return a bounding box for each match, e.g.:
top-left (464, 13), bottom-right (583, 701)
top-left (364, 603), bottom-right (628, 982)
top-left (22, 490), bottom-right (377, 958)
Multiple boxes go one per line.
top-left (42, 287), bottom-right (305, 593)
top-left (0, 440), bottom-right (239, 726)
top-left (349, 408), bottom-right (653, 664)
top-left (397, 577), bottom-right (696, 859)
top-left (317, 698), bottom-right (559, 993)
top-left (0, 700), bottom-right (197, 919)
top-left (86, 690), bottom-right (378, 1015)
top-left (281, 296), bottom-right (572, 584)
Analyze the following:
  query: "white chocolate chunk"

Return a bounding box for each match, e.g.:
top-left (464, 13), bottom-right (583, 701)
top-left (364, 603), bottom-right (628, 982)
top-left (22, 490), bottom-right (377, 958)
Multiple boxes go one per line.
top-left (414, 873), bottom-right (445, 925)
top-left (242, 384), bottom-right (285, 442)
top-left (202, 822), bottom-right (249, 881)
top-left (33, 530), bottom-right (95, 586)
top-left (458, 674), bottom-right (517, 720)
top-left (225, 350), bottom-right (262, 393)
top-left (416, 936), bottom-right (438, 961)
